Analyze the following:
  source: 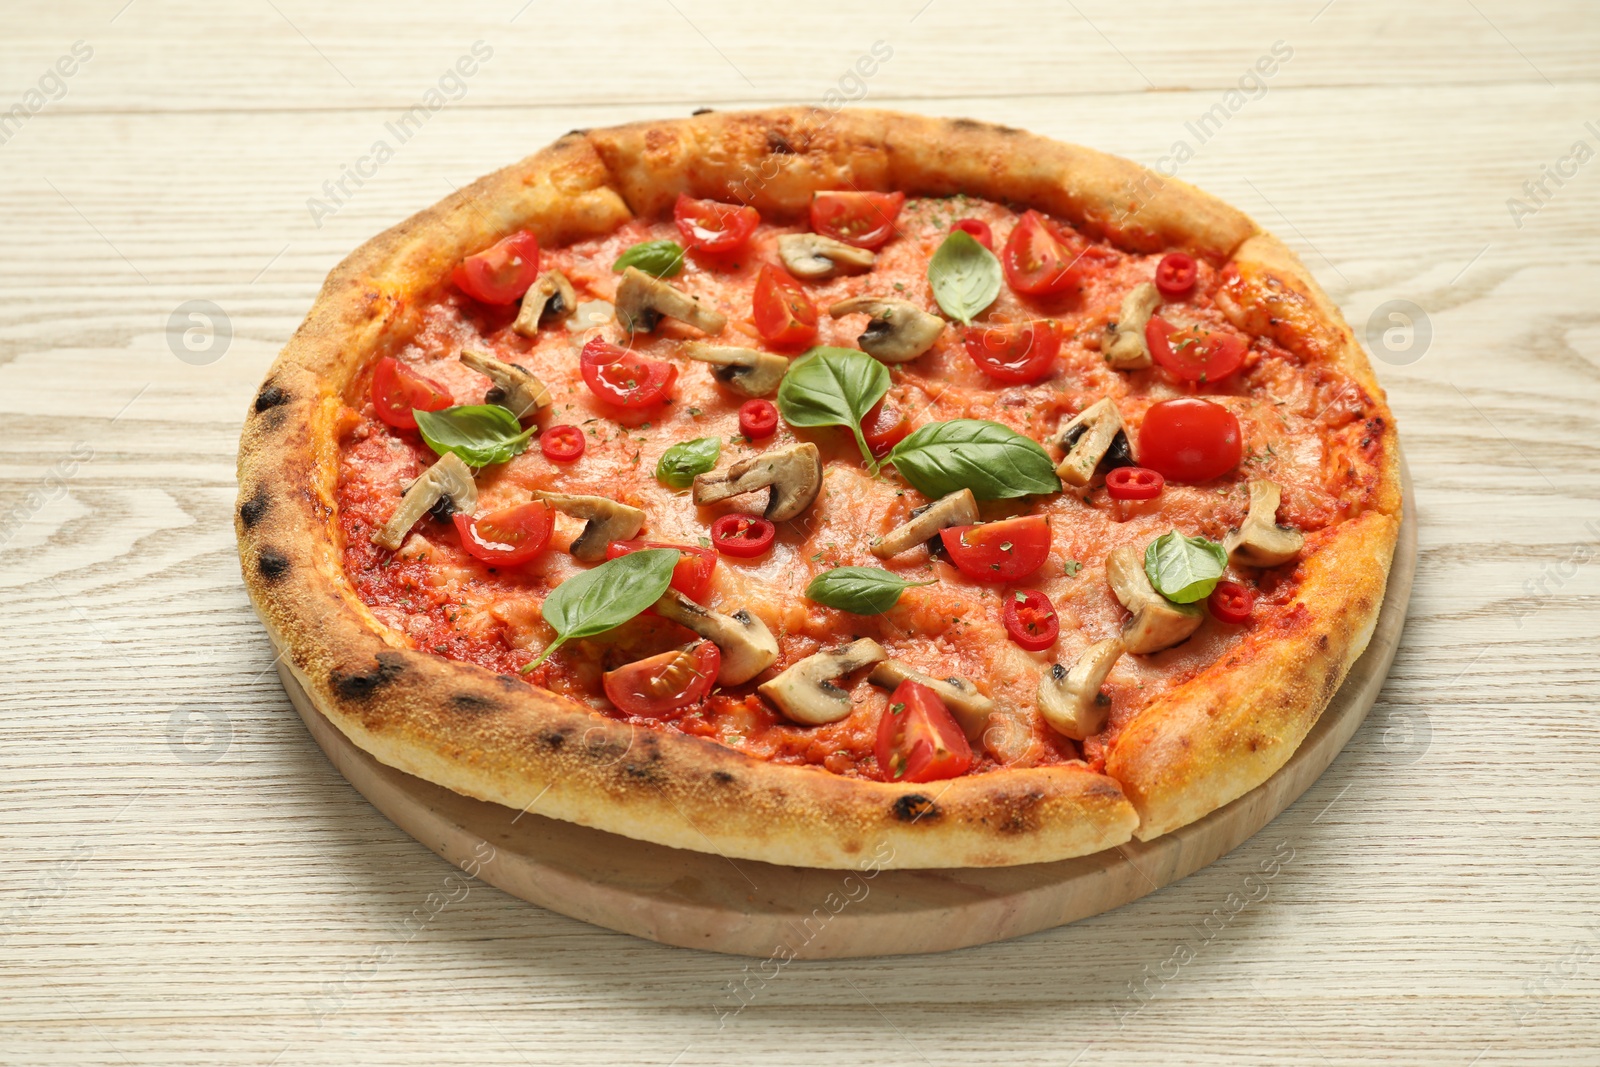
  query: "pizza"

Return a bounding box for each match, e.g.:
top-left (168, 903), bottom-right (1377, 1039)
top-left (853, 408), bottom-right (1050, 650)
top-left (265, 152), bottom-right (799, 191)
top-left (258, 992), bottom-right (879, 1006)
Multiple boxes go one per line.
top-left (236, 108), bottom-right (1400, 870)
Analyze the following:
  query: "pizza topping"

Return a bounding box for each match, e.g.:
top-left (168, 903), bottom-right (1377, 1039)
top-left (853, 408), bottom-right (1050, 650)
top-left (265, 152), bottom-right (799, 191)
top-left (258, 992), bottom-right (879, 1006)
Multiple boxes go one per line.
top-left (651, 588), bottom-right (779, 684)
top-left (1154, 252), bottom-right (1198, 299)
top-left (1138, 398), bottom-right (1242, 483)
top-left (372, 453), bottom-right (478, 550)
top-left (1224, 479), bottom-right (1305, 568)
top-left (526, 547), bottom-right (679, 671)
top-left (828, 295), bottom-right (945, 363)
top-left (1146, 317), bottom-right (1247, 384)
top-left (674, 194), bottom-right (760, 254)
top-left (752, 264), bottom-right (819, 349)
top-left (1106, 543), bottom-right (1203, 654)
top-left (692, 442), bottom-right (822, 522)
top-left (579, 337), bottom-right (679, 408)
top-left (1002, 588), bottom-right (1060, 652)
top-left (1105, 466), bottom-right (1164, 501)
top-left (775, 347), bottom-right (889, 469)
top-left (708, 514), bottom-right (776, 557)
top-left (539, 424), bottom-right (585, 462)
top-left (939, 515), bottom-right (1051, 583)
top-left (452, 501), bottom-right (553, 566)
top-left (511, 269), bottom-right (577, 337)
top-left (871, 488), bottom-right (979, 559)
top-left (370, 357), bottom-right (453, 430)
top-left (530, 490), bottom-right (645, 561)
top-left (613, 239), bottom-right (686, 279)
top-left (614, 266), bottom-right (726, 334)
top-left (1207, 580), bottom-right (1256, 625)
top-left (1001, 209), bottom-right (1079, 297)
top-left (1055, 398), bottom-right (1132, 488)
top-left (605, 541), bottom-right (717, 602)
top-left (414, 405), bottom-right (535, 467)
top-left (1036, 637), bottom-right (1124, 740)
top-left (776, 233), bottom-right (876, 280)
top-left (804, 567), bottom-right (936, 615)
top-left (950, 218), bottom-right (994, 251)
top-left (873, 679), bottom-right (974, 783)
top-left (866, 660), bottom-right (993, 743)
top-left (963, 319), bottom-right (1061, 383)
top-left (886, 419), bottom-right (1061, 500)
top-left (1145, 530), bottom-right (1228, 604)
top-left (680, 342), bottom-right (788, 397)
top-left (809, 190), bottom-right (904, 250)
top-left (452, 230), bottom-right (540, 305)
top-left (602, 641), bottom-right (720, 716)
top-left (458, 349), bottom-right (551, 421)
top-left (737, 398), bottom-right (779, 439)
top-left (757, 638), bottom-right (888, 725)
top-left (655, 436), bottom-right (722, 489)
top-left (927, 229), bottom-right (1002, 325)
top-left (861, 399), bottom-right (911, 458)
top-left (1103, 282), bottom-right (1161, 370)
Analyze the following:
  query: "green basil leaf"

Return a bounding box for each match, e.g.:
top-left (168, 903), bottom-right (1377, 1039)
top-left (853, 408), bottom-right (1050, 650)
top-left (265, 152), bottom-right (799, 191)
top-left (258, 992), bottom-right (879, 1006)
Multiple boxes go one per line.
top-left (528, 547), bottom-right (679, 669)
top-left (1144, 531), bottom-right (1228, 604)
top-left (413, 404), bottom-right (535, 467)
top-left (656, 436), bottom-right (721, 489)
top-left (804, 567), bottom-right (935, 615)
top-left (776, 346), bottom-right (890, 469)
top-left (927, 229), bottom-right (1001, 326)
top-left (885, 419), bottom-right (1060, 500)
top-left (613, 239), bottom-right (685, 278)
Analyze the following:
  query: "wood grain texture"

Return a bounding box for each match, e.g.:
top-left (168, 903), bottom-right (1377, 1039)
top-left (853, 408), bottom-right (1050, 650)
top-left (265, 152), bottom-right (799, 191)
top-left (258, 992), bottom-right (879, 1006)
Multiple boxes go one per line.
top-left (2, 0), bottom-right (1598, 1063)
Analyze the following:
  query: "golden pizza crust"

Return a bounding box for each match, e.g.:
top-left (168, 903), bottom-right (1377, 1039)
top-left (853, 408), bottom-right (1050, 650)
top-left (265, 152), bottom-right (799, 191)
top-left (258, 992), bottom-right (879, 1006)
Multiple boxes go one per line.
top-left (237, 108), bottom-right (1399, 868)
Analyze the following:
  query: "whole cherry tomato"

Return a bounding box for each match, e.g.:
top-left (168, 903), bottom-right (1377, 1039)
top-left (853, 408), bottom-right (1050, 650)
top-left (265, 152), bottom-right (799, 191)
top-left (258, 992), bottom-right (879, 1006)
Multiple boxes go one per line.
top-left (1137, 398), bottom-right (1242, 484)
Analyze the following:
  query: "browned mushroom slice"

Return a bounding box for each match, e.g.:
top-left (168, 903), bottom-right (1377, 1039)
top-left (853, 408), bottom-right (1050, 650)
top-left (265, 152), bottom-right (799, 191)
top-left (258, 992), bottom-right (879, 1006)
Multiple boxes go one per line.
top-left (372, 454), bottom-right (477, 551)
top-left (1104, 283), bottom-right (1160, 369)
top-left (1037, 638), bottom-right (1124, 740)
top-left (777, 233), bottom-right (876, 280)
top-left (511, 269), bottom-right (577, 337)
top-left (1056, 398), bottom-right (1132, 487)
top-left (1105, 544), bottom-right (1203, 654)
top-left (530, 491), bottom-right (644, 561)
top-left (871, 490), bottom-right (978, 559)
top-left (680, 342), bottom-right (788, 397)
top-left (1225, 479), bottom-right (1305, 568)
top-left (867, 659), bottom-right (993, 742)
top-left (652, 589), bottom-right (779, 685)
top-left (828, 296), bottom-right (945, 363)
top-left (757, 638), bottom-right (888, 725)
top-left (614, 267), bottom-right (726, 334)
top-left (692, 443), bottom-right (822, 522)
top-left (458, 350), bottom-right (550, 421)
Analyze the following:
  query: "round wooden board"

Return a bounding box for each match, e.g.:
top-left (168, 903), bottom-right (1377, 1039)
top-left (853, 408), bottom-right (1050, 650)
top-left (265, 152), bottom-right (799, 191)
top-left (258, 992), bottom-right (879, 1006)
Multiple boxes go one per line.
top-left (276, 468), bottom-right (1414, 959)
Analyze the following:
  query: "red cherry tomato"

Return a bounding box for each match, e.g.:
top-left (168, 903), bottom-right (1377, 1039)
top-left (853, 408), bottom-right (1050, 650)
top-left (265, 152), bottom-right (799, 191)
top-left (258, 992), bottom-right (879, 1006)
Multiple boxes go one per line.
top-left (939, 515), bottom-right (1051, 583)
top-left (451, 230), bottom-right (540, 305)
top-left (1002, 210), bottom-right (1080, 296)
top-left (874, 679), bottom-right (973, 784)
top-left (1138, 398), bottom-right (1242, 484)
top-left (451, 502), bottom-right (553, 567)
top-left (1146, 316), bottom-right (1248, 384)
top-left (810, 190), bottom-right (905, 249)
top-left (1208, 580), bottom-right (1256, 625)
top-left (752, 264), bottom-right (818, 349)
top-left (603, 641), bottom-right (720, 717)
top-left (606, 540), bottom-right (718, 603)
top-left (1104, 466), bottom-right (1165, 501)
top-left (579, 336), bottom-right (678, 408)
top-left (1155, 252), bottom-right (1198, 299)
top-left (539, 424), bottom-right (586, 462)
top-left (962, 320), bottom-right (1062, 383)
top-left (861, 399), bottom-right (911, 457)
top-left (951, 217), bottom-right (994, 251)
top-left (709, 514), bottom-right (776, 558)
top-left (1003, 589), bottom-right (1060, 652)
top-left (674, 194), bottom-right (760, 254)
top-left (370, 357), bottom-right (453, 430)
top-left (738, 398), bottom-right (779, 439)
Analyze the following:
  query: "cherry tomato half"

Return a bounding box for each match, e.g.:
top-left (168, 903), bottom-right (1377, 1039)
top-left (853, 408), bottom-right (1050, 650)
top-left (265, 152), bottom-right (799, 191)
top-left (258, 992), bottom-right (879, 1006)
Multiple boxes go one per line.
top-left (1208, 580), bottom-right (1256, 625)
top-left (539, 424), bottom-right (586, 462)
top-left (1155, 252), bottom-right (1198, 299)
top-left (939, 515), bottom-right (1051, 583)
top-left (875, 679), bottom-right (974, 784)
top-left (1003, 589), bottom-right (1060, 652)
top-left (752, 264), bottom-right (818, 350)
top-left (371, 356), bottom-right (453, 430)
top-left (603, 641), bottom-right (720, 717)
top-left (951, 217), bottom-right (994, 251)
top-left (810, 190), bottom-right (905, 249)
top-left (1002, 210), bottom-right (1080, 296)
top-left (962, 320), bottom-right (1062, 383)
top-left (709, 514), bottom-right (776, 558)
top-left (579, 336), bottom-right (678, 408)
top-left (452, 501), bottom-right (553, 567)
top-left (452, 230), bottom-right (540, 305)
top-left (1138, 398), bottom-right (1242, 484)
top-left (1105, 466), bottom-right (1165, 501)
top-left (606, 540), bottom-right (717, 603)
top-left (861, 398), bottom-right (911, 457)
top-left (1146, 316), bottom-right (1248, 384)
top-left (739, 398), bottom-right (779, 439)
top-left (674, 194), bottom-right (760, 254)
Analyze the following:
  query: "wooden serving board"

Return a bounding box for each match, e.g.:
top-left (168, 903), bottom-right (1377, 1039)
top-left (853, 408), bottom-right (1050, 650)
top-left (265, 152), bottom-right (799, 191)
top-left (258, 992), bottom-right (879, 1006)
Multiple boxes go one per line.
top-left (277, 468), bottom-right (1414, 959)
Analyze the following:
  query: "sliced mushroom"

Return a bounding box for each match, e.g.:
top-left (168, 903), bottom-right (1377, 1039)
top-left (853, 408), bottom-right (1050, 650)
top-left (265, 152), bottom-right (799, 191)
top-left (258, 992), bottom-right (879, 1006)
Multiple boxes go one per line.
top-left (1037, 638), bottom-right (1124, 740)
top-left (372, 453), bottom-right (477, 550)
top-left (1104, 282), bottom-right (1161, 370)
top-left (511, 269), bottom-right (577, 337)
top-left (692, 442), bottom-right (822, 522)
top-left (776, 233), bottom-right (876, 280)
top-left (652, 588), bottom-right (779, 685)
top-left (1225, 479), bottom-right (1305, 568)
top-left (458, 349), bottom-right (551, 421)
top-left (530, 491), bottom-right (644, 561)
top-left (757, 638), bottom-right (888, 725)
top-left (1105, 544), bottom-right (1203, 654)
top-left (871, 489), bottom-right (978, 558)
top-left (1056, 398), bottom-right (1133, 487)
top-left (828, 296), bottom-right (945, 363)
top-left (867, 659), bottom-right (994, 742)
top-left (614, 266), bottom-right (727, 335)
top-left (680, 342), bottom-right (789, 398)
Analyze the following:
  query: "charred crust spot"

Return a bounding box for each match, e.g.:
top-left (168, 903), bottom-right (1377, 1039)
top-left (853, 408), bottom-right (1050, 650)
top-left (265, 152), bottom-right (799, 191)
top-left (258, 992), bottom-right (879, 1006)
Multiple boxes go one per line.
top-left (991, 790), bottom-right (1046, 835)
top-left (256, 547), bottom-right (290, 582)
top-left (566, 128), bottom-right (589, 136)
top-left (1317, 634), bottom-right (1330, 651)
top-left (329, 652), bottom-right (405, 700)
top-left (711, 770), bottom-right (735, 785)
top-left (892, 794), bottom-right (940, 823)
top-left (766, 131), bottom-right (796, 155)
top-left (950, 118), bottom-right (983, 131)
top-left (691, 107), bottom-right (714, 116)
top-left (239, 487), bottom-right (269, 528)
top-left (540, 729), bottom-right (569, 751)
top-left (450, 693), bottom-right (500, 715)
top-left (254, 384), bottom-right (289, 412)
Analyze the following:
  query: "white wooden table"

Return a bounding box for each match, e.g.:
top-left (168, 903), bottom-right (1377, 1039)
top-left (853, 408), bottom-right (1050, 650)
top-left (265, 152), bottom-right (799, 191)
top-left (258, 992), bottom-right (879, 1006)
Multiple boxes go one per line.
top-left (3, 2), bottom-right (1598, 1063)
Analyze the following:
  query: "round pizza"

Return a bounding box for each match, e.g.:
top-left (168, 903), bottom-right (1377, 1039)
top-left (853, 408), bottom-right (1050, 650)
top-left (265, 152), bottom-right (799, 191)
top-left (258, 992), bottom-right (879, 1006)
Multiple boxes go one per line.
top-left (236, 108), bottom-right (1401, 869)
